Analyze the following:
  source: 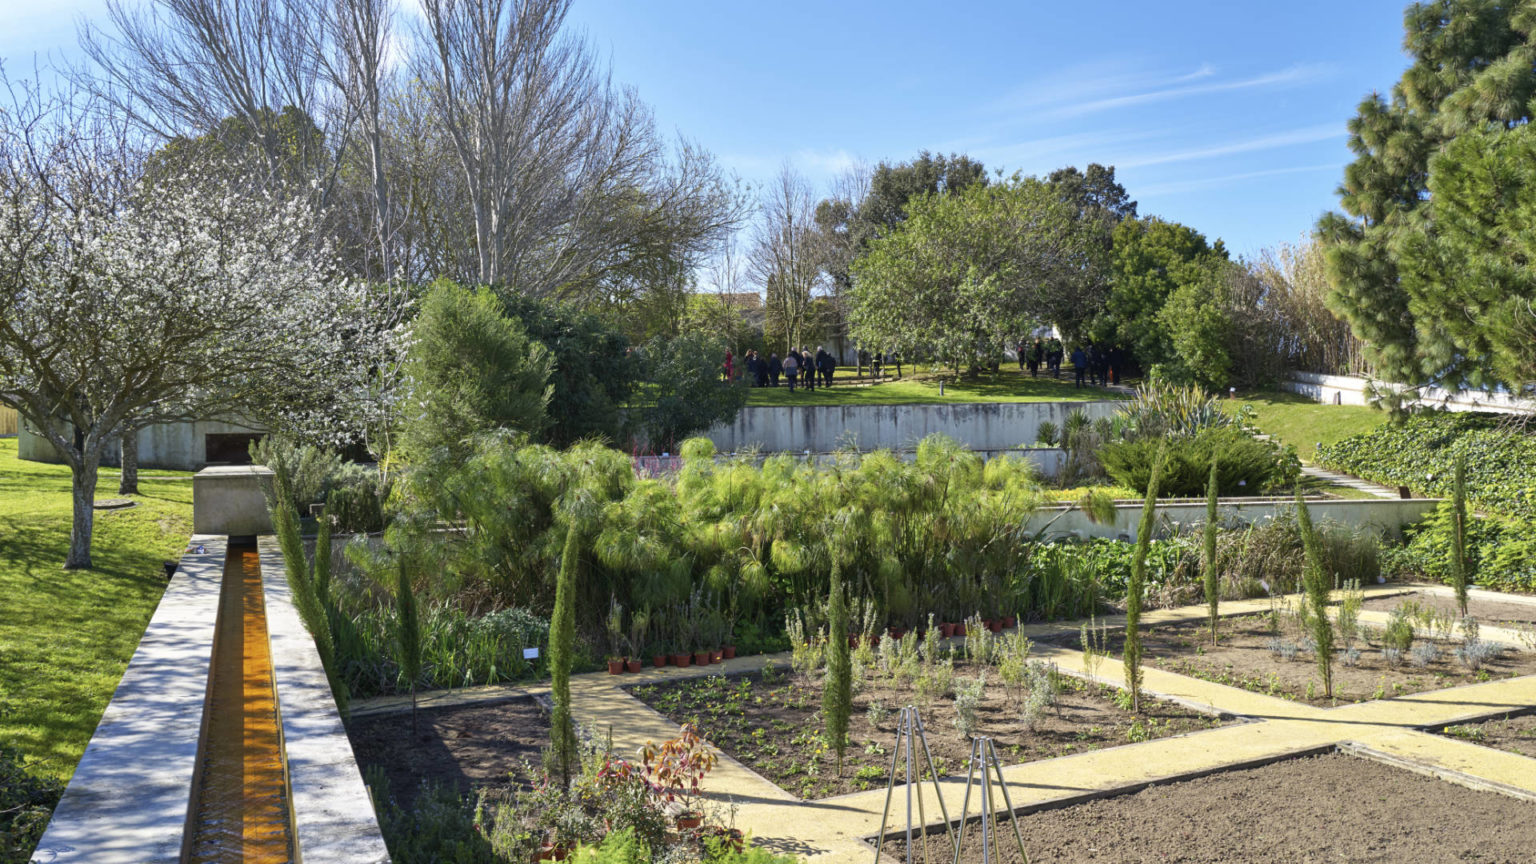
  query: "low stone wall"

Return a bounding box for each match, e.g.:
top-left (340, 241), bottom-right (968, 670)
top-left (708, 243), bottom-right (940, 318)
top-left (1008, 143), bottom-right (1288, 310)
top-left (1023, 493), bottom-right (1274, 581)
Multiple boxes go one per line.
top-left (32, 537), bottom-right (227, 864)
top-left (1027, 496), bottom-right (1439, 542)
top-left (703, 400), bottom-right (1125, 454)
top-left (1283, 372), bottom-right (1536, 415)
top-left (258, 538), bottom-right (390, 863)
top-left (193, 465), bottom-right (274, 536)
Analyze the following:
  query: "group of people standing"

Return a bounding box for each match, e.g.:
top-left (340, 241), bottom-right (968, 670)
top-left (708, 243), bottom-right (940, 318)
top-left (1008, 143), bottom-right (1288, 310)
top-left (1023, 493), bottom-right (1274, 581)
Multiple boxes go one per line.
top-left (738, 347), bottom-right (837, 392)
top-left (1068, 343), bottom-right (1123, 388)
top-left (1018, 337), bottom-right (1065, 378)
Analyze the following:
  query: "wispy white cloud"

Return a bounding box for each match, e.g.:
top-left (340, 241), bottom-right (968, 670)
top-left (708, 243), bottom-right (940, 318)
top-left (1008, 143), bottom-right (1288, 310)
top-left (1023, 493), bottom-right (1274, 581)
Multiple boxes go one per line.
top-left (995, 60), bottom-right (1215, 112)
top-left (967, 128), bottom-right (1166, 173)
top-left (1051, 63), bottom-right (1333, 118)
top-left (1136, 163), bottom-right (1339, 197)
top-left (1118, 123), bottom-right (1343, 169)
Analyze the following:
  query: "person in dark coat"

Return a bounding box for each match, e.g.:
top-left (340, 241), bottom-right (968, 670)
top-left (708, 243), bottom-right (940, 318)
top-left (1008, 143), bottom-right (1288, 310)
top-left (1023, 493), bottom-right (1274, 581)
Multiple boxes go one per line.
top-left (768, 352), bottom-right (782, 387)
top-left (1094, 347), bottom-right (1110, 387)
top-left (1071, 345), bottom-right (1087, 387)
top-left (818, 348), bottom-right (834, 387)
top-left (783, 351), bottom-right (800, 392)
top-left (1085, 345), bottom-right (1099, 386)
top-left (1017, 342), bottom-right (1028, 371)
top-left (800, 349), bottom-right (815, 392)
top-left (1047, 338), bottom-right (1063, 378)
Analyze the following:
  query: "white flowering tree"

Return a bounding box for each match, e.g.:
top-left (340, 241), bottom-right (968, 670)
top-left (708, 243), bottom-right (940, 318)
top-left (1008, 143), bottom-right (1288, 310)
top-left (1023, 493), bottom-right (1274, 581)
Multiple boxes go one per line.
top-left (0, 86), bottom-right (401, 569)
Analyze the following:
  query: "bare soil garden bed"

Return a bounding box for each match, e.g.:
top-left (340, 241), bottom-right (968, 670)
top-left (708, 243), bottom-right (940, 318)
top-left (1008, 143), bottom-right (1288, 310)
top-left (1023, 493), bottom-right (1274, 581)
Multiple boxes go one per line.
top-left (629, 667), bottom-right (1224, 800)
top-left (1364, 588), bottom-right (1536, 628)
top-left (1067, 613), bottom-right (1536, 706)
top-left (897, 751), bottom-right (1536, 863)
top-left (346, 696), bottom-right (549, 809)
top-left (1441, 711), bottom-right (1536, 760)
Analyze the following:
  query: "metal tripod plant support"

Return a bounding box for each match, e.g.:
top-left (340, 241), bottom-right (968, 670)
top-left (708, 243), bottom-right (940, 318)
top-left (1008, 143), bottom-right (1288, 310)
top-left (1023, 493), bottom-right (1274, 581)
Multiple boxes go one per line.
top-left (872, 706), bottom-right (953, 864)
top-left (952, 737), bottom-right (1030, 864)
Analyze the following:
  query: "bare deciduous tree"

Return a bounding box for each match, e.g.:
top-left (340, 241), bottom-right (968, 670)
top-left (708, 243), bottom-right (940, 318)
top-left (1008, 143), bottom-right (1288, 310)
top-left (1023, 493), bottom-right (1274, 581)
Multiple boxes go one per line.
top-left (750, 165), bottom-right (824, 353)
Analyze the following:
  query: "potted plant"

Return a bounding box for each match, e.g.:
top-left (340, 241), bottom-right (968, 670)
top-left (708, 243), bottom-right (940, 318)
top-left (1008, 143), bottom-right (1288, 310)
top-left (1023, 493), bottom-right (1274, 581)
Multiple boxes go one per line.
top-left (642, 724), bottom-right (718, 833)
top-left (627, 607), bottom-right (649, 673)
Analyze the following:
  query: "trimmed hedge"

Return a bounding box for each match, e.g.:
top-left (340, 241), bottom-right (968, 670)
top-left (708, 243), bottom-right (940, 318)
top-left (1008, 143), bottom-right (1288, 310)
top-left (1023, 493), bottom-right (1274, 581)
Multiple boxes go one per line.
top-left (1317, 412), bottom-right (1536, 520)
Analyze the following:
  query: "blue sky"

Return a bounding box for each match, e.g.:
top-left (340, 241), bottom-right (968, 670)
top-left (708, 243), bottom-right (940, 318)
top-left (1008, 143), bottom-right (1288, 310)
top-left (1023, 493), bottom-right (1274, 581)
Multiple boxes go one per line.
top-left (4, 0), bottom-right (1414, 257)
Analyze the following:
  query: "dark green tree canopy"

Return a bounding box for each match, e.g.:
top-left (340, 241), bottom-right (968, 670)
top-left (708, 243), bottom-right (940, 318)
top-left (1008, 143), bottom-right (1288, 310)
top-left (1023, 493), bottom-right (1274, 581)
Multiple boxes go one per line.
top-left (1318, 0), bottom-right (1536, 393)
top-left (1098, 217), bottom-right (1229, 369)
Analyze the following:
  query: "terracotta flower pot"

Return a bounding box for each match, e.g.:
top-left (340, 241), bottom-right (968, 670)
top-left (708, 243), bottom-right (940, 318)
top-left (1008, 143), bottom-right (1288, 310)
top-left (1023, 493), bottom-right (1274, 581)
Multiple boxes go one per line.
top-left (607, 659), bottom-right (624, 675)
top-left (694, 650), bottom-right (711, 666)
top-left (988, 620), bottom-right (1004, 633)
top-left (653, 654), bottom-right (667, 668)
top-left (536, 842), bottom-right (569, 862)
top-left (673, 653), bottom-right (692, 667)
top-left (710, 649), bottom-right (723, 663)
top-left (954, 622), bottom-right (967, 637)
top-left (889, 627), bottom-right (906, 640)
top-left (847, 634), bottom-right (859, 648)
top-left (1003, 615), bottom-right (1016, 628)
top-left (704, 827), bottom-right (745, 852)
top-left (626, 659), bottom-right (642, 673)
top-left (676, 810), bottom-right (704, 830)
top-left (939, 623), bottom-right (956, 638)
top-left (723, 645), bottom-right (737, 660)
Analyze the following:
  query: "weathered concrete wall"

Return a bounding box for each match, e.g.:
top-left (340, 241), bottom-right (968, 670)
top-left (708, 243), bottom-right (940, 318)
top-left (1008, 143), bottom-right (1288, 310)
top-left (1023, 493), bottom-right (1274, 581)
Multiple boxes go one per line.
top-left (193, 465), bottom-right (274, 536)
top-left (32, 537), bottom-right (227, 864)
top-left (18, 417), bottom-right (265, 471)
top-left (258, 538), bottom-right (390, 863)
top-left (1283, 372), bottom-right (1536, 415)
top-left (703, 400), bottom-right (1125, 454)
top-left (1027, 496), bottom-right (1439, 542)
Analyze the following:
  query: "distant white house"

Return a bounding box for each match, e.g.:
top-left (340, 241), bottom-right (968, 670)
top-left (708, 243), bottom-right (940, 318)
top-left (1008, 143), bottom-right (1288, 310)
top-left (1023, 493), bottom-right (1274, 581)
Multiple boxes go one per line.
top-left (18, 416), bottom-right (266, 471)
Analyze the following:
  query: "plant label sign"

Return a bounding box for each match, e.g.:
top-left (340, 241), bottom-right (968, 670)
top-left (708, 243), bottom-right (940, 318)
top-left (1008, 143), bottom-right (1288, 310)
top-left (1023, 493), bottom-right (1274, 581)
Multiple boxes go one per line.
top-left (524, 647), bottom-right (540, 660)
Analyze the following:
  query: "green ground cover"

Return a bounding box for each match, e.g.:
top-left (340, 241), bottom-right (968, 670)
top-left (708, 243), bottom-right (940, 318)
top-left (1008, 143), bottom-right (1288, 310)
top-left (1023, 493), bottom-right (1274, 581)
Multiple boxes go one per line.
top-left (1222, 391), bottom-right (1389, 463)
top-left (745, 367), bottom-right (1115, 406)
top-left (0, 438), bottom-right (191, 783)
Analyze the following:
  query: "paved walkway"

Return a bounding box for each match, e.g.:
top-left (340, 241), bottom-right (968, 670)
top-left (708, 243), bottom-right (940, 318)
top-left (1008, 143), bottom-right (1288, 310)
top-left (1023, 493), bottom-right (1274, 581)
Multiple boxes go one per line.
top-left (351, 584), bottom-right (1536, 863)
top-left (1300, 464), bottom-right (1399, 499)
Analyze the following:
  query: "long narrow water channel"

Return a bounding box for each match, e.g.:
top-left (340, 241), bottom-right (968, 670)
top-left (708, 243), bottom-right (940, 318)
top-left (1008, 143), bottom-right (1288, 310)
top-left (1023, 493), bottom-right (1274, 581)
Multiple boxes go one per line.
top-left (186, 541), bottom-right (294, 863)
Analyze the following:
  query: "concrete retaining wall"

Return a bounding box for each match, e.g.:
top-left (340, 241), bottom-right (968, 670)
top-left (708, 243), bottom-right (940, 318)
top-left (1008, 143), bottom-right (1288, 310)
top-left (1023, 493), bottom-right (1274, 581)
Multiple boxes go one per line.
top-left (193, 465), bottom-right (274, 536)
top-left (703, 400), bottom-right (1125, 454)
top-left (32, 537), bottom-right (227, 864)
top-left (258, 538), bottom-right (390, 863)
top-left (18, 417), bottom-right (265, 471)
top-left (1028, 496), bottom-right (1439, 542)
top-left (1283, 372), bottom-right (1536, 415)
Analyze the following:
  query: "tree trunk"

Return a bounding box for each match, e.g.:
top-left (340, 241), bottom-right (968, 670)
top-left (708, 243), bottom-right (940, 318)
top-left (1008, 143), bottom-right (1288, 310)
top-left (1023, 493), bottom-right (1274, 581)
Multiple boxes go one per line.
top-left (67, 456), bottom-right (100, 570)
top-left (118, 426), bottom-right (139, 496)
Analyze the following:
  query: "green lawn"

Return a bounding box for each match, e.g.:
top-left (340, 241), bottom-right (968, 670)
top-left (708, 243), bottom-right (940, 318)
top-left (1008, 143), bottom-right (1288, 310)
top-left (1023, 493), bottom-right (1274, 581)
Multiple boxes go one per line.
top-left (0, 438), bottom-right (191, 783)
top-left (745, 366), bottom-right (1116, 406)
top-left (1223, 390), bottom-right (1390, 463)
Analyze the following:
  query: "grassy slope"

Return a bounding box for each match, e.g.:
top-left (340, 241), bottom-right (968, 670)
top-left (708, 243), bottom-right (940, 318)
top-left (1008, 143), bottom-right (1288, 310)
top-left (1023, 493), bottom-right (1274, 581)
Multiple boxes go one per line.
top-left (0, 438), bottom-right (191, 782)
top-left (745, 367), bottom-right (1113, 407)
top-left (1223, 391), bottom-right (1389, 464)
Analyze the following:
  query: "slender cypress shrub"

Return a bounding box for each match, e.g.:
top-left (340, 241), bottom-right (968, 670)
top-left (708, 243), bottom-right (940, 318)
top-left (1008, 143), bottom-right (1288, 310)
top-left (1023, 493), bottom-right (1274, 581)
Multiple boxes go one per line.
top-left (1203, 454), bottom-right (1220, 644)
top-left (267, 463), bottom-right (344, 710)
top-left (822, 555), bottom-right (851, 775)
top-left (313, 505), bottom-right (333, 604)
top-left (550, 522), bottom-right (580, 786)
top-left (1295, 488), bottom-right (1334, 699)
top-left (1452, 453), bottom-right (1469, 618)
top-left (395, 557), bottom-right (421, 733)
top-left (1124, 441), bottom-right (1166, 714)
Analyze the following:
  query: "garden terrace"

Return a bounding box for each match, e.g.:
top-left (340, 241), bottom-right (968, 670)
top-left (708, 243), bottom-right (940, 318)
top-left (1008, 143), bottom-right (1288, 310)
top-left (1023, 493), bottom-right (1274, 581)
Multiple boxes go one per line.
top-left (346, 582), bottom-right (1536, 864)
top-left (893, 750), bottom-right (1536, 864)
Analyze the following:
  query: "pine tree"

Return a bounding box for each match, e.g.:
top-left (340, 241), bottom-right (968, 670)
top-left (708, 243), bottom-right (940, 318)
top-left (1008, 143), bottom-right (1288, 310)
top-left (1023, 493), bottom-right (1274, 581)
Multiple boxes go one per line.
top-left (1318, 1), bottom-right (1536, 392)
top-left (1203, 454), bottom-right (1220, 644)
top-left (1452, 453), bottom-right (1470, 618)
top-left (822, 555), bottom-right (852, 776)
top-left (1295, 488), bottom-right (1334, 700)
top-left (550, 522), bottom-right (581, 786)
top-left (1124, 441), bottom-right (1166, 714)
